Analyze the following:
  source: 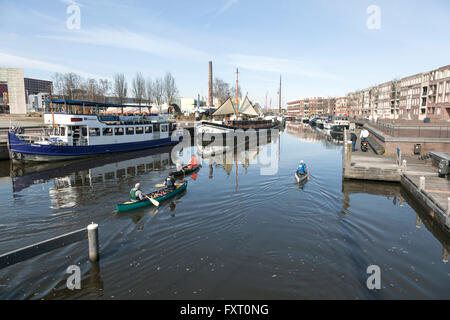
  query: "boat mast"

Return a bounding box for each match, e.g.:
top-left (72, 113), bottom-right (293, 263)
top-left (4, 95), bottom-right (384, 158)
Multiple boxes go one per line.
top-left (278, 75), bottom-right (282, 116)
top-left (265, 92), bottom-right (268, 114)
top-left (235, 68), bottom-right (239, 120)
top-left (50, 85), bottom-right (55, 128)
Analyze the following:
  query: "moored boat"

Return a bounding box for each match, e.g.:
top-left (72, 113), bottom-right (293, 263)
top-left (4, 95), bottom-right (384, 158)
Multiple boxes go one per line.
top-left (116, 181), bottom-right (188, 212)
top-left (8, 99), bottom-right (182, 162)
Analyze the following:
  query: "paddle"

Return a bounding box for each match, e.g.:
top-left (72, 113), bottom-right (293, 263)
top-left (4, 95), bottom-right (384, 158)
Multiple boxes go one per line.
top-left (155, 183), bottom-right (184, 188)
top-left (145, 195), bottom-right (160, 207)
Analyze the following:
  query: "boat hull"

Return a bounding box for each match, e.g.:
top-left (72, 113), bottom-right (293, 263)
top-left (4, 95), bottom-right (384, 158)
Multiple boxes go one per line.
top-left (197, 121), bottom-right (280, 135)
top-left (295, 171), bottom-right (309, 184)
top-left (116, 181), bottom-right (188, 212)
top-left (173, 164), bottom-right (201, 178)
top-left (8, 132), bottom-right (180, 162)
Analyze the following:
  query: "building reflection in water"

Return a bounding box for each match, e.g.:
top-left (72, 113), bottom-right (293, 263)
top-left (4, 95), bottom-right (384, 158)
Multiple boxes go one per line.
top-left (9, 146), bottom-right (176, 209)
top-left (196, 128), bottom-right (279, 184)
top-left (342, 179), bottom-right (450, 264)
top-left (285, 122), bottom-right (343, 149)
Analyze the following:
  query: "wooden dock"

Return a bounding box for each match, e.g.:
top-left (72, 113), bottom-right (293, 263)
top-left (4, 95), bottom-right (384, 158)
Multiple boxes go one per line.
top-left (343, 130), bottom-right (450, 232)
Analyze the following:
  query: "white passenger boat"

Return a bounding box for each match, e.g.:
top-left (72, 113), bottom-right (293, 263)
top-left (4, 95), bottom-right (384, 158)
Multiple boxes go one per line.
top-left (8, 99), bottom-right (181, 162)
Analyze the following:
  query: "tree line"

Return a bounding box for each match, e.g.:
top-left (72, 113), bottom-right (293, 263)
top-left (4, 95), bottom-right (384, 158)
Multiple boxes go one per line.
top-left (52, 72), bottom-right (179, 110)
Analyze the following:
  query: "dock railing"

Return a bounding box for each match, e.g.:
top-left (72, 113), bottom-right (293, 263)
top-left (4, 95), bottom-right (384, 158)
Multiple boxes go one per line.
top-left (363, 120), bottom-right (450, 139)
top-left (0, 223), bottom-right (99, 270)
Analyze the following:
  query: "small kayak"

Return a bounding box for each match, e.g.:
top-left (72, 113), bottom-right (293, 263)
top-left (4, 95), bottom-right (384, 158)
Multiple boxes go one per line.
top-left (173, 164), bottom-right (201, 177)
top-left (295, 171), bottom-right (309, 184)
top-left (116, 181), bottom-right (188, 212)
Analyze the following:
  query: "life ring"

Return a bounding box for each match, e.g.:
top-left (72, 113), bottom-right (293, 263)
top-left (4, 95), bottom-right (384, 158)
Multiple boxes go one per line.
top-left (10, 152), bottom-right (23, 161)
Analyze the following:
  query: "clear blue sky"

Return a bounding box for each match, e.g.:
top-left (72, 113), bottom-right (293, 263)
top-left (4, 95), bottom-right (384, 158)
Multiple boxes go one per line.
top-left (1, 0), bottom-right (449, 106)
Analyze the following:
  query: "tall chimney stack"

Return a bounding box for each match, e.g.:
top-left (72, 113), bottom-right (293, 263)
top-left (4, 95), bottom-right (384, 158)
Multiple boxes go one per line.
top-left (208, 61), bottom-right (213, 108)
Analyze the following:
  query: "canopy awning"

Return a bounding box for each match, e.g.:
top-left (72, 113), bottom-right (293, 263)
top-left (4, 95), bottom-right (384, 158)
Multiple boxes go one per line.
top-left (212, 95), bottom-right (259, 117)
top-left (238, 95), bottom-right (259, 116)
top-left (212, 98), bottom-right (235, 116)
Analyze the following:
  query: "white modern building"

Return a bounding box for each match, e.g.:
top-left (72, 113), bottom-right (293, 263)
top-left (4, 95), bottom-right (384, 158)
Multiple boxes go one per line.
top-left (0, 68), bottom-right (26, 114)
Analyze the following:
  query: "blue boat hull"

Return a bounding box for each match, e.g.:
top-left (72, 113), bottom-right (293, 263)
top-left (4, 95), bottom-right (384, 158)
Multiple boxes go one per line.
top-left (8, 132), bottom-right (180, 162)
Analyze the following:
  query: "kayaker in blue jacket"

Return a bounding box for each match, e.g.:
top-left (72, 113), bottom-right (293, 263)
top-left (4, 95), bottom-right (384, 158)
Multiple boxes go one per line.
top-left (298, 161), bottom-right (308, 175)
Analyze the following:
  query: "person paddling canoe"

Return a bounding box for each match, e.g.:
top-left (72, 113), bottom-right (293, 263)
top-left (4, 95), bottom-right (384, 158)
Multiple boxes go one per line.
top-left (187, 155), bottom-right (198, 169)
top-left (298, 160), bottom-right (309, 176)
top-left (130, 183), bottom-right (145, 203)
top-left (164, 172), bottom-right (176, 191)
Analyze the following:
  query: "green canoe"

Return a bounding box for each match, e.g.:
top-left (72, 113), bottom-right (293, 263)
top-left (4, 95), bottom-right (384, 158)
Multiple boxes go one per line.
top-left (116, 181), bottom-right (188, 212)
top-left (173, 164), bottom-right (201, 177)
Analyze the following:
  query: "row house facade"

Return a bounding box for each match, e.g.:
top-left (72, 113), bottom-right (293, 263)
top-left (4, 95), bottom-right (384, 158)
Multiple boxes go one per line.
top-left (335, 97), bottom-right (348, 116)
top-left (286, 65), bottom-right (450, 121)
top-left (350, 65), bottom-right (450, 120)
top-left (286, 97), bottom-right (335, 118)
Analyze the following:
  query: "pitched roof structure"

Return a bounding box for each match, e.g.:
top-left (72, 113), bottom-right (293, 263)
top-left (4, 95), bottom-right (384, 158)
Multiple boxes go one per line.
top-left (212, 95), bottom-right (259, 117)
top-left (212, 98), bottom-right (235, 116)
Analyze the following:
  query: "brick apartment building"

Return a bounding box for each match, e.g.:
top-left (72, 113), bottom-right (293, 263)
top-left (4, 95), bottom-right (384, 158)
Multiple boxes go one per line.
top-left (335, 97), bottom-right (348, 116)
top-left (287, 64), bottom-right (450, 121)
top-left (353, 65), bottom-right (450, 120)
top-left (286, 97), bottom-right (334, 118)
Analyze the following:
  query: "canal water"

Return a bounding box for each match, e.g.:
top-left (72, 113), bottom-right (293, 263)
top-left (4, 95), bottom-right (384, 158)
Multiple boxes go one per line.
top-left (0, 123), bottom-right (448, 299)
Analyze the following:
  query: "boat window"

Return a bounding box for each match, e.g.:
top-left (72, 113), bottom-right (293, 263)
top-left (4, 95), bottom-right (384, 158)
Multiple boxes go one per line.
top-left (60, 127), bottom-right (65, 136)
top-left (153, 124), bottom-right (160, 132)
top-left (82, 127), bottom-right (88, 137)
top-left (126, 127), bottom-right (135, 135)
top-left (136, 127), bottom-right (144, 134)
top-left (114, 127), bottom-right (124, 136)
top-left (89, 128), bottom-right (100, 136)
top-left (145, 126), bottom-right (153, 133)
top-left (103, 128), bottom-right (113, 136)
top-left (161, 124), bottom-right (168, 132)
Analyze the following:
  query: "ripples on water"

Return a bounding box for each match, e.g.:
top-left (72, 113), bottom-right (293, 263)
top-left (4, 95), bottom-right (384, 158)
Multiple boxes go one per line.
top-left (0, 125), bottom-right (449, 300)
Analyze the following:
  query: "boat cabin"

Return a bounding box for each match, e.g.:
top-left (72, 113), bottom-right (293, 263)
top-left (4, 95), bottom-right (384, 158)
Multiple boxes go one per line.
top-left (41, 99), bottom-right (175, 147)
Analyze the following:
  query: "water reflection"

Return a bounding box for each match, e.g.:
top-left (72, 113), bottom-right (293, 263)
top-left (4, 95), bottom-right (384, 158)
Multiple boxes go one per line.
top-left (286, 122), bottom-right (343, 148)
top-left (8, 146), bottom-right (175, 193)
top-left (342, 179), bottom-right (450, 264)
top-left (197, 129), bottom-right (279, 184)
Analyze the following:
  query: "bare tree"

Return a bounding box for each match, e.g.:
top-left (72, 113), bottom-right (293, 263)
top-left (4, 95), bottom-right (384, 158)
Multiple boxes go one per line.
top-left (146, 78), bottom-right (154, 113)
top-left (52, 73), bottom-right (64, 97)
top-left (230, 84), bottom-right (242, 101)
top-left (62, 73), bottom-right (82, 100)
top-left (83, 78), bottom-right (98, 102)
top-left (132, 72), bottom-right (146, 105)
top-left (163, 72), bottom-right (178, 106)
top-left (153, 77), bottom-right (165, 113)
top-left (213, 77), bottom-right (231, 105)
top-left (98, 79), bottom-right (111, 103)
top-left (113, 73), bottom-right (127, 106)
top-left (146, 78), bottom-right (153, 103)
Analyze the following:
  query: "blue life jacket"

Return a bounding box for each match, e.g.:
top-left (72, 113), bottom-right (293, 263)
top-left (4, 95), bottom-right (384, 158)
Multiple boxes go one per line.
top-left (298, 163), bottom-right (307, 175)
